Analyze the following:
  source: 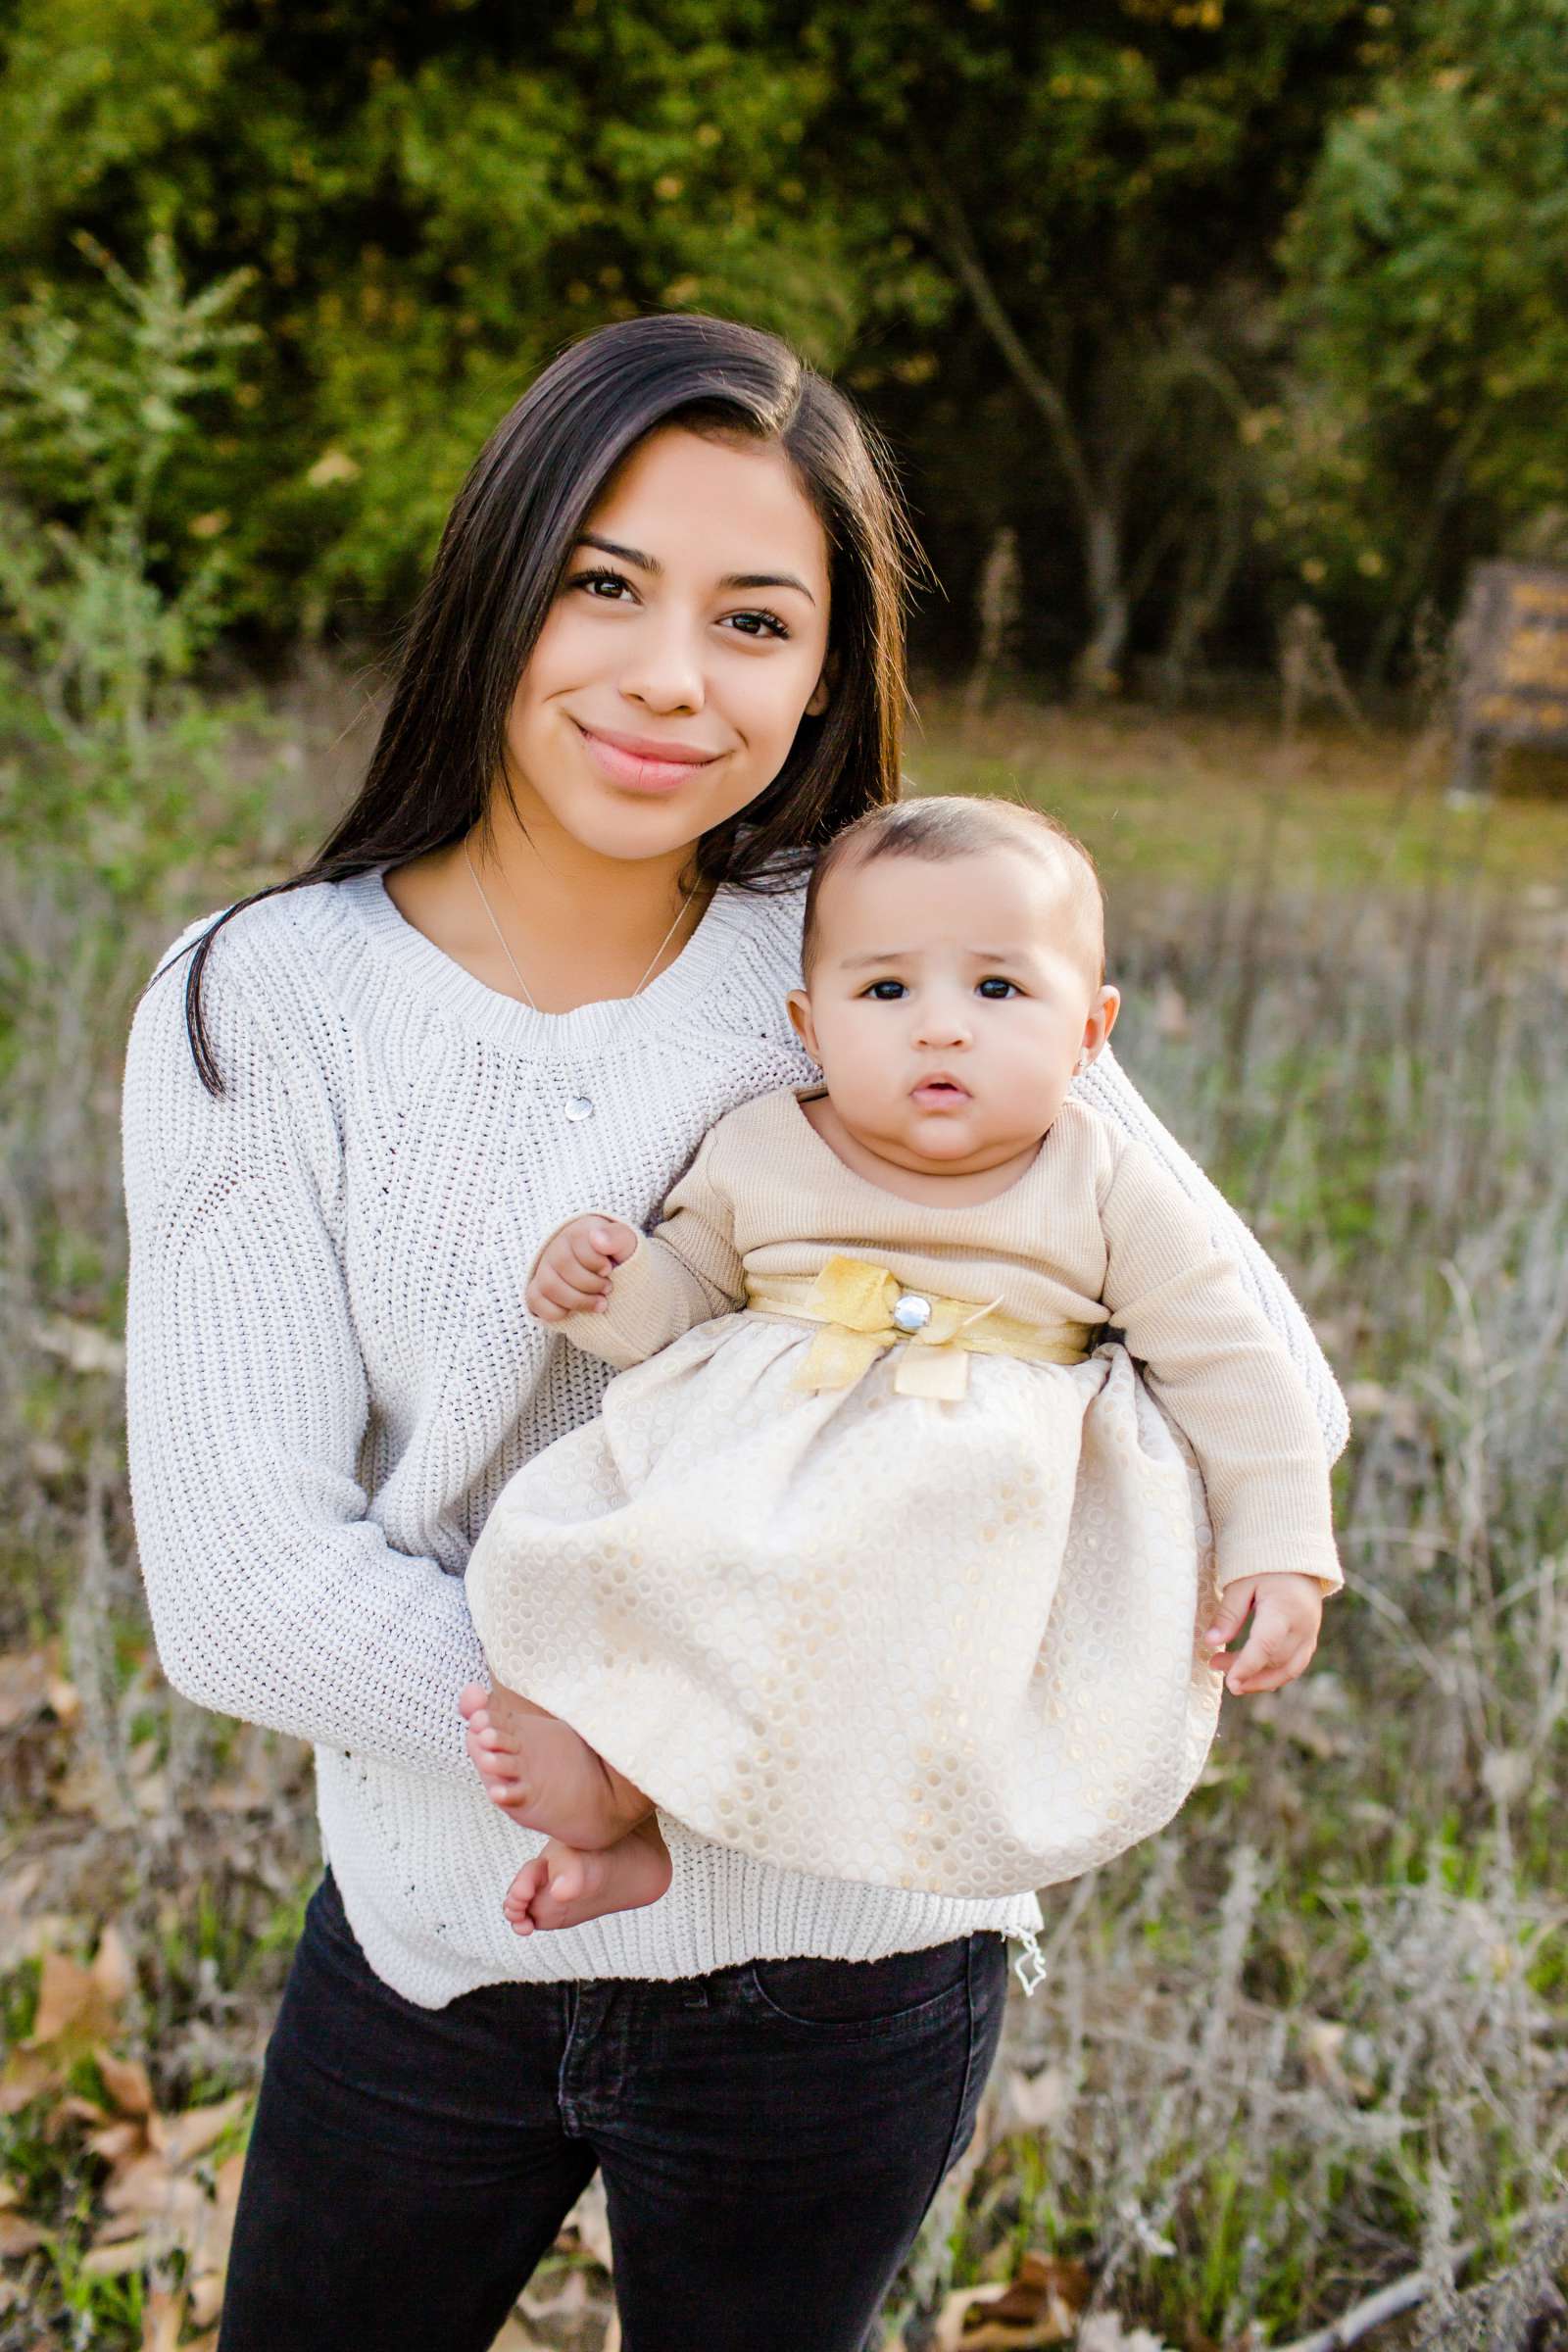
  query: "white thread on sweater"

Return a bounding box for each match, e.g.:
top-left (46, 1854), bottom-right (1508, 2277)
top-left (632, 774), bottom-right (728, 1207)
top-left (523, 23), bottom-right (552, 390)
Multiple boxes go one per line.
top-left (122, 864), bottom-right (1348, 2007)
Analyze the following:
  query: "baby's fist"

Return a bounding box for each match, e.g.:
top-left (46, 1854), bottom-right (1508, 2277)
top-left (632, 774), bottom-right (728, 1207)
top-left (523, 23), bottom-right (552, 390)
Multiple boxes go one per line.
top-left (526, 1216), bottom-right (637, 1322)
top-left (1203, 1571), bottom-right (1324, 1695)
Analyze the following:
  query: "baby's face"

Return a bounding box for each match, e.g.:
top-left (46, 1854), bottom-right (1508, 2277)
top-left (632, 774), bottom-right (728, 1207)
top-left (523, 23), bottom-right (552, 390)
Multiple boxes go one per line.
top-left (790, 844), bottom-right (1119, 1179)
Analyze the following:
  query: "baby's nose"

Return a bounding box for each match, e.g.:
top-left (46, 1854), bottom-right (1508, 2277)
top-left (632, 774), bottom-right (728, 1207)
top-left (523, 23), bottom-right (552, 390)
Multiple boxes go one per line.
top-left (913, 1001), bottom-right (972, 1047)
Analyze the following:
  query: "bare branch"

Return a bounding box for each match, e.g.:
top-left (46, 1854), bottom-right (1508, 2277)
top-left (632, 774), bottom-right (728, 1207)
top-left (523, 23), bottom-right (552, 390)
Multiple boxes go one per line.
top-left (906, 130), bottom-right (1097, 523)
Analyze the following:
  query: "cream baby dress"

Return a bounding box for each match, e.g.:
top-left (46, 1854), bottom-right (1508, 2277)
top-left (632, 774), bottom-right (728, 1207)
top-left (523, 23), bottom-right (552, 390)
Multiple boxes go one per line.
top-left (466, 1089), bottom-right (1341, 1900)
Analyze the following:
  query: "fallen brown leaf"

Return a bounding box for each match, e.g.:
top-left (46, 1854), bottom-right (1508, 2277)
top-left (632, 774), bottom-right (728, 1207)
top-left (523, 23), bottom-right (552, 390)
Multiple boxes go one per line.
top-left (52, 2094), bottom-right (109, 2128)
top-left (148, 2091), bottom-right (248, 2168)
top-left (26, 1929), bottom-right (130, 2055)
top-left (26, 1954), bottom-right (107, 2047)
top-left (932, 2252), bottom-right (1091, 2350)
top-left (80, 2234), bottom-right (152, 2278)
top-left (97, 2050), bottom-right (154, 2119)
top-left (88, 2212), bottom-right (147, 2248)
top-left (0, 2212), bottom-right (49, 2257)
top-left (94, 1927), bottom-right (132, 2005)
top-left (0, 2050), bottom-right (60, 2116)
top-left (0, 1651), bottom-right (50, 1731)
top-left (45, 2093), bottom-right (109, 2145)
top-left (101, 2154), bottom-right (210, 2232)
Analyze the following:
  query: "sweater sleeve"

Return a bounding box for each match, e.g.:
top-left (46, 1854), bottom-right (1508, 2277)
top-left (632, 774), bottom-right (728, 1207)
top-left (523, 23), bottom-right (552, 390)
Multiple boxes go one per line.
top-left (122, 930), bottom-right (482, 1776)
top-left (544, 1125), bottom-right (747, 1369)
top-left (1100, 1140), bottom-right (1343, 1595)
top-left (1073, 1044), bottom-right (1348, 1463)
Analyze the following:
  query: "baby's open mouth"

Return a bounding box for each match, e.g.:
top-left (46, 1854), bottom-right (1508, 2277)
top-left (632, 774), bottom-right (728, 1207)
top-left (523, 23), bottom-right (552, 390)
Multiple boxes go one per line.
top-left (911, 1077), bottom-right (970, 1103)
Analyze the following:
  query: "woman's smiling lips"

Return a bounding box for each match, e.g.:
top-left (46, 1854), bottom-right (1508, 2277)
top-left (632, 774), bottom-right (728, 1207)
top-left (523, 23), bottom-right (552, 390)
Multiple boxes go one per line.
top-left (573, 719), bottom-right (725, 794)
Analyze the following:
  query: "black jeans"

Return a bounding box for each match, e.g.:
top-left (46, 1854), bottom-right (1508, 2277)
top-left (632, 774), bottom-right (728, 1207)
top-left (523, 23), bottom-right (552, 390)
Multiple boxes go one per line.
top-left (219, 1871), bottom-right (1007, 2352)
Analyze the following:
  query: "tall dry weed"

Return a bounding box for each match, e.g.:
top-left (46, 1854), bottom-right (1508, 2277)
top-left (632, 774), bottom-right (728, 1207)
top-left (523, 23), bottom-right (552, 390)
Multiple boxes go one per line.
top-left (3, 693), bottom-right (1566, 2343)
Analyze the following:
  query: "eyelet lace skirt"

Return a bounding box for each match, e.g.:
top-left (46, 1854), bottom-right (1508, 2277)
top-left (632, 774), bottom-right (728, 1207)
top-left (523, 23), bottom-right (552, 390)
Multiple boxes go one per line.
top-left (466, 1314), bottom-right (1224, 1898)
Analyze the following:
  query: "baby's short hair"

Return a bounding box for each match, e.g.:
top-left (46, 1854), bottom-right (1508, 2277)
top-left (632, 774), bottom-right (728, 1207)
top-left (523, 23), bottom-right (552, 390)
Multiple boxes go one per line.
top-left (801, 795), bottom-right (1106, 986)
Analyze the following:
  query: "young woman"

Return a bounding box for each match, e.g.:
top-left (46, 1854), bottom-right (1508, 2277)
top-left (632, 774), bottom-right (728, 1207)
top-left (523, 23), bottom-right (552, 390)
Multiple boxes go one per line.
top-left (122, 313), bottom-right (1348, 2352)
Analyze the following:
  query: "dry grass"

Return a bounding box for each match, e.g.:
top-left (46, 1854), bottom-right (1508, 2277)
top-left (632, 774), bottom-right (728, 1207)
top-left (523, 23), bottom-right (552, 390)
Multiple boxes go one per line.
top-left (3, 681), bottom-right (1567, 2349)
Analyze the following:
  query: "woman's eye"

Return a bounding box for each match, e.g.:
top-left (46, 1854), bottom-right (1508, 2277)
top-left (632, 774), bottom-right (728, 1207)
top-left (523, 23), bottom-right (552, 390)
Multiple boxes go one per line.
top-left (567, 569), bottom-right (788, 639)
top-left (977, 977), bottom-right (1020, 999)
top-left (570, 567), bottom-right (636, 603)
top-left (863, 980), bottom-right (906, 1001)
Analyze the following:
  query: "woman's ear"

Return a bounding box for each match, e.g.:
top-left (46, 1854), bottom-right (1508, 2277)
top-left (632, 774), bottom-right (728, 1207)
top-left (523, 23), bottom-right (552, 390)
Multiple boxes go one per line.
top-left (787, 989), bottom-right (821, 1060)
top-left (805, 671), bottom-right (831, 718)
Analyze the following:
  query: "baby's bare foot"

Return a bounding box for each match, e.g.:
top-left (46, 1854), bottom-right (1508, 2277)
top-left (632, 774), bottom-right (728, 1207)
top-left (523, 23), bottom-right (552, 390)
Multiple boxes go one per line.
top-left (458, 1680), bottom-right (648, 1849)
top-left (503, 1819), bottom-right (673, 1936)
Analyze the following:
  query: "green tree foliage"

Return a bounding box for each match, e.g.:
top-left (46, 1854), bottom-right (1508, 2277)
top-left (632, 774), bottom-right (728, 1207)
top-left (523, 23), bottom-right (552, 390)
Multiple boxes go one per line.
top-left (810, 0), bottom-right (1373, 687)
top-left (1, 0), bottom-right (1485, 686)
top-left (0, 230), bottom-right (264, 879)
top-left (0, 1), bottom-right (901, 632)
top-left (1275, 0), bottom-right (1568, 674)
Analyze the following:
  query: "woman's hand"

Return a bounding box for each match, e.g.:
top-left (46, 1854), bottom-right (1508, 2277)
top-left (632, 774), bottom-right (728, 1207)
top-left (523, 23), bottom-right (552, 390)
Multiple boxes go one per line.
top-left (1202, 1572), bottom-right (1324, 1695)
top-left (526, 1216), bottom-right (638, 1321)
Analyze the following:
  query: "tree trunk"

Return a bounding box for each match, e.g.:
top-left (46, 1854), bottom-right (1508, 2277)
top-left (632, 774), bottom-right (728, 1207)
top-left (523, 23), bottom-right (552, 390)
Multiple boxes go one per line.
top-left (1072, 505), bottom-right (1129, 696)
top-left (1155, 493), bottom-right (1246, 704)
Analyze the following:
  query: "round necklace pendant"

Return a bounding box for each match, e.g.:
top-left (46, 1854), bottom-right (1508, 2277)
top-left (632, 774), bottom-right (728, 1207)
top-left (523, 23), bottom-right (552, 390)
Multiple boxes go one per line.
top-left (564, 1094), bottom-right (595, 1123)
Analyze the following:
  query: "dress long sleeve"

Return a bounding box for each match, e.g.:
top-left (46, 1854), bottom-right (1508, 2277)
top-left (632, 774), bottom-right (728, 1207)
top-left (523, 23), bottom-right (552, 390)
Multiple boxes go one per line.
top-left (1100, 1141), bottom-right (1342, 1593)
top-left (1074, 1045), bottom-right (1348, 1463)
top-left (122, 938), bottom-right (483, 1775)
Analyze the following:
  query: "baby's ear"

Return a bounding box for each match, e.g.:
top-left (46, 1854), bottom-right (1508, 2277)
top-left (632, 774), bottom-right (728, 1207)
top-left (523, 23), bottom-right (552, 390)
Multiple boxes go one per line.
top-left (1079, 984), bottom-right (1121, 1069)
top-left (786, 989), bottom-right (820, 1060)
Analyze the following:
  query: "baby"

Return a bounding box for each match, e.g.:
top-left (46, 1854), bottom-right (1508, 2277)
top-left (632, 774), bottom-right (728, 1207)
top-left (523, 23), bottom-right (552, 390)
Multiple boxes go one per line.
top-left (461, 797), bottom-right (1341, 1936)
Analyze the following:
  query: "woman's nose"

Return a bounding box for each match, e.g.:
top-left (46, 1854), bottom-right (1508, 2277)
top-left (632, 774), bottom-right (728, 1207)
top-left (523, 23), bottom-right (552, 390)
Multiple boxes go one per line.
top-left (619, 618), bottom-right (706, 712)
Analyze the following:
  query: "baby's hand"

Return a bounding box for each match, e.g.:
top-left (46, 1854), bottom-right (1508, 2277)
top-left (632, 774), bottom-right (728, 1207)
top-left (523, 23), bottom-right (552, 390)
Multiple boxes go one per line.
top-left (1202, 1572), bottom-right (1323, 1695)
top-left (526, 1216), bottom-right (638, 1321)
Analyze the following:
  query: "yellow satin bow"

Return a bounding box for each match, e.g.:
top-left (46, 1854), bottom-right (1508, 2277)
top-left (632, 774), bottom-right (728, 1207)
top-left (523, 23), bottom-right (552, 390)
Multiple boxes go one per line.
top-left (744, 1255), bottom-right (1094, 1401)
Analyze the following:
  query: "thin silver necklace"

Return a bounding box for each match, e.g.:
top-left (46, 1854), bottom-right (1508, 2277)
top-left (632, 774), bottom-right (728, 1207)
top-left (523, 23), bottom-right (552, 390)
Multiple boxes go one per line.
top-left (464, 840), bottom-right (695, 1122)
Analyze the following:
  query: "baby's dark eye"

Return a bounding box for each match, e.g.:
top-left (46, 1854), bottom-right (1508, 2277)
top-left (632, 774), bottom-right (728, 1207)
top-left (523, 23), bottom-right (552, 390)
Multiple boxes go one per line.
top-left (863, 980), bottom-right (906, 1002)
top-left (977, 977), bottom-right (1020, 999)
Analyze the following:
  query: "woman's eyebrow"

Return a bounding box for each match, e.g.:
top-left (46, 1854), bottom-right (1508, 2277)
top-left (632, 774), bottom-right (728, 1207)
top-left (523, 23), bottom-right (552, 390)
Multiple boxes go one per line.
top-left (575, 533), bottom-right (816, 603)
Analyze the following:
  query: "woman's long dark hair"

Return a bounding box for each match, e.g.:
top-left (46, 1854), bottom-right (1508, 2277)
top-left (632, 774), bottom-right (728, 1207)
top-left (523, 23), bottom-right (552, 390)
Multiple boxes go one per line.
top-left (171, 312), bottom-right (926, 1093)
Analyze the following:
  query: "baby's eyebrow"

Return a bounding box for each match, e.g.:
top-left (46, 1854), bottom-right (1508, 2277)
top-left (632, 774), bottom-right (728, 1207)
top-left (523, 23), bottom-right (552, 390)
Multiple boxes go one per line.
top-left (837, 946), bottom-right (1034, 969)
